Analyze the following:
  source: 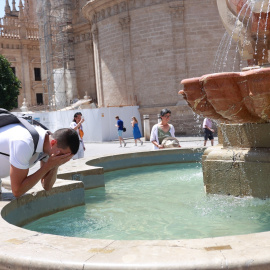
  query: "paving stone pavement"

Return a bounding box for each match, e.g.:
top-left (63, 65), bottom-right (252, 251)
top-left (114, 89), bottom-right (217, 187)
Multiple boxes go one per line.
top-left (82, 136), bottom-right (217, 158)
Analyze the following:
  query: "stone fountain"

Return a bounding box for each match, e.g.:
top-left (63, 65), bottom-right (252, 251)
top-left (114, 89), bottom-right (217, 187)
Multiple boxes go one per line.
top-left (180, 0), bottom-right (270, 198)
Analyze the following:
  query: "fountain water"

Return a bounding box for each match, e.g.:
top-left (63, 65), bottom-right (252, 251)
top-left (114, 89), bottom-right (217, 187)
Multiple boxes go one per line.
top-left (180, 0), bottom-right (270, 198)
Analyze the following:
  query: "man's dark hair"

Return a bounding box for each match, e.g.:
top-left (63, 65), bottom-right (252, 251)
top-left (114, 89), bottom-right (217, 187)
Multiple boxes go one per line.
top-left (160, 108), bottom-right (171, 116)
top-left (52, 128), bottom-right (79, 155)
top-left (115, 116), bottom-right (119, 119)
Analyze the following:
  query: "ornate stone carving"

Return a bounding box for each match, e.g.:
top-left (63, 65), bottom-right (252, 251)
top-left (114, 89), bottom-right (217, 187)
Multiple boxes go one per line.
top-left (96, 12), bottom-right (101, 22)
top-left (113, 4), bottom-right (119, 15)
top-left (83, 0), bottom-right (182, 23)
top-left (119, 16), bottom-right (130, 30)
top-left (128, 0), bottom-right (135, 9)
top-left (170, 6), bottom-right (184, 19)
top-left (30, 57), bottom-right (41, 63)
top-left (101, 9), bottom-right (105, 19)
top-left (106, 7), bottom-right (111, 17)
top-left (120, 2), bottom-right (127, 12)
top-left (169, 1), bottom-right (184, 20)
top-left (6, 56), bottom-right (16, 62)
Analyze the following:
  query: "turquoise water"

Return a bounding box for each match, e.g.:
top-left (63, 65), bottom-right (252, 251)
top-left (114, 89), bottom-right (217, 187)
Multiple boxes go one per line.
top-left (24, 163), bottom-right (270, 240)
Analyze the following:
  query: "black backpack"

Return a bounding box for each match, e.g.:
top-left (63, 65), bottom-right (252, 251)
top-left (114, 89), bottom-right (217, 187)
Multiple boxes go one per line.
top-left (0, 108), bottom-right (48, 156)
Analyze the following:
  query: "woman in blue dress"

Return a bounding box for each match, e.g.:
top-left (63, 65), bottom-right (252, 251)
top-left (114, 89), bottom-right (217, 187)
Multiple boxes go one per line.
top-left (131, 116), bottom-right (143, 146)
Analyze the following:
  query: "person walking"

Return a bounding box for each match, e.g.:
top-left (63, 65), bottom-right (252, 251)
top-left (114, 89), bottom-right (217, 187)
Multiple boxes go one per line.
top-left (202, 118), bottom-right (214, 146)
top-left (115, 116), bottom-right (126, 147)
top-left (131, 116), bottom-right (143, 146)
top-left (70, 112), bottom-right (85, 159)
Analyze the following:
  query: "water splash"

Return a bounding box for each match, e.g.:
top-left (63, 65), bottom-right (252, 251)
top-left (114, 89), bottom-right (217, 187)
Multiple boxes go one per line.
top-left (214, 0), bottom-right (270, 71)
top-left (221, 0), bottom-right (253, 72)
top-left (254, 0), bottom-right (265, 58)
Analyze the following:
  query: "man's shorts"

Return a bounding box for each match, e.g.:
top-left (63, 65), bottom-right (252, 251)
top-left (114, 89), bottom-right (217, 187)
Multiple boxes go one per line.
top-left (204, 128), bottom-right (213, 140)
top-left (118, 130), bottom-right (123, 137)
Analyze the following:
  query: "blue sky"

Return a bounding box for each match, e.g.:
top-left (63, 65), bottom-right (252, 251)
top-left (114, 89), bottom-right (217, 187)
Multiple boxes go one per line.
top-left (0, 0), bottom-right (20, 18)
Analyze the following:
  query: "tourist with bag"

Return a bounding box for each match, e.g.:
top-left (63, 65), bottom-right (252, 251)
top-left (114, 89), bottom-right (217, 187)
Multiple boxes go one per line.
top-left (150, 108), bottom-right (181, 150)
top-left (70, 112), bottom-right (86, 159)
top-left (115, 116), bottom-right (126, 147)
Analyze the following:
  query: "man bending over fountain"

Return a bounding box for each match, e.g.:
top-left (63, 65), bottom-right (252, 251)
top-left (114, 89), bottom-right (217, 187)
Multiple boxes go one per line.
top-left (0, 126), bottom-right (79, 198)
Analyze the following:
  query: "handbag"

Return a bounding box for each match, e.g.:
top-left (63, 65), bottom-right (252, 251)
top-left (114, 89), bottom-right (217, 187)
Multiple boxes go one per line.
top-left (123, 127), bottom-right (126, 132)
top-left (161, 136), bottom-right (180, 148)
top-left (79, 128), bottom-right (84, 138)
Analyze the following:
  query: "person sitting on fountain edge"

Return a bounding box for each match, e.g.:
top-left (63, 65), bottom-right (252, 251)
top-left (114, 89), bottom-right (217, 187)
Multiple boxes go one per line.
top-left (150, 108), bottom-right (180, 149)
top-left (202, 117), bottom-right (214, 146)
top-left (0, 126), bottom-right (79, 198)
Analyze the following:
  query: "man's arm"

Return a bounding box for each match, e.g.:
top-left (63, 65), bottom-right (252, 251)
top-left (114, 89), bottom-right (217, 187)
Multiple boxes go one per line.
top-left (10, 153), bottom-right (72, 198)
top-left (205, 125), bottom-right (214, 132)
top-left (41, 163), bottom-right (58, 191)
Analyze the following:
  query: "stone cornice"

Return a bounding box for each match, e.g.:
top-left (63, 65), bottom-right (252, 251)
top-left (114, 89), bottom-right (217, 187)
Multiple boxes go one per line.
top-left (82, 0), bottom-right (184, 24)
top-left (72, 22), bottom-right (92, 44)
top-left (72, 21), bottom-right (91, 33)
top-left (0, 38), bottom-right (40, 51)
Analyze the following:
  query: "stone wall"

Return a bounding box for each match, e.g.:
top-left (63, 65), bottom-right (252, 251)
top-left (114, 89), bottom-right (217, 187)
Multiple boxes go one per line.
top-left (1, 0), bottom-right (239, 135)
top-left (73, 29), bottom-right (97, 101)
top-left (82, 0), bottom-right (237, 135)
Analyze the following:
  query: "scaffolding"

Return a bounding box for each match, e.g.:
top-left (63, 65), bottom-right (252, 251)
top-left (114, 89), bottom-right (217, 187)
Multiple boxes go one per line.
top-left (37, 0), bottom-right (77, 110)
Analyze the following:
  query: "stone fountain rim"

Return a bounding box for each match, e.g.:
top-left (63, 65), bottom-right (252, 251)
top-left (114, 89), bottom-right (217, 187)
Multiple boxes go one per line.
top-left (180, 67), bottom-right (270, 85)
top-left (1, 148), bottom-right (270, 269)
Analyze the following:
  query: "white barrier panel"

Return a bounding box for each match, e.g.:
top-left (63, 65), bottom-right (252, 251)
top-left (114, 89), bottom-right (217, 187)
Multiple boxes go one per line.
top-left (13, 106), bottom-right (142, 142)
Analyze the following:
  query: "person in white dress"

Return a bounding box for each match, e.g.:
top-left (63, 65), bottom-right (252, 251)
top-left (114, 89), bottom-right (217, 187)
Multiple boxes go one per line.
top-left (70, 112), bottom-right (85, 159)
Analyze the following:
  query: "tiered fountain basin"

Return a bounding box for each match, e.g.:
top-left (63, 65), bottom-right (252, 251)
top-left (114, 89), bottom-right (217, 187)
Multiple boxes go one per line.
top-left (2, 147), bottom-right (270, 269)
top-left (3, 148), bottom-right (270, 269)
top-left (180, 67), bottom-right (270, 198)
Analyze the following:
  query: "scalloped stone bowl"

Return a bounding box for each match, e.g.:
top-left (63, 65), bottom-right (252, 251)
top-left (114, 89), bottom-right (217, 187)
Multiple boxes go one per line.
top-left (179, 67), bottom-right (270, 124)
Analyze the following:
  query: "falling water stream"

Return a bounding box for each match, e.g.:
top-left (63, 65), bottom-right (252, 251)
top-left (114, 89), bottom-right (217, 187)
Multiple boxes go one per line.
top-left (213, 0), bottom-right (270, 72)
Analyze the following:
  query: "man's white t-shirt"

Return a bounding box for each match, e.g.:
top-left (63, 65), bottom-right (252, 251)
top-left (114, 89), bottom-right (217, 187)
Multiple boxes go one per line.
top-left (0, 124), bottom-right (48, 178)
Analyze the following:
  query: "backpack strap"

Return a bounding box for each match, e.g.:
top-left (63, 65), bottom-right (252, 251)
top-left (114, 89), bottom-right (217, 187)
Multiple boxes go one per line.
top-left (18, 117), bottom-right (39, 155)
top-left (0, 109), bottom-right (39, 156)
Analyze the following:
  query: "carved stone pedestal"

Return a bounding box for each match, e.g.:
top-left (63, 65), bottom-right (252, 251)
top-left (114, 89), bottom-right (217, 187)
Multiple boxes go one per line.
top-left (202, 123), bottom-right (270, 198)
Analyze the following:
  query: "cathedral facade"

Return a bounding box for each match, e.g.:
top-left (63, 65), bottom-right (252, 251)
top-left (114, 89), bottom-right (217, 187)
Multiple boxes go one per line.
top-left (0, 0), bottom-right (42, 109)
top-left (0, 0), bottom-right (234, 134)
